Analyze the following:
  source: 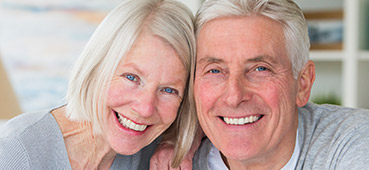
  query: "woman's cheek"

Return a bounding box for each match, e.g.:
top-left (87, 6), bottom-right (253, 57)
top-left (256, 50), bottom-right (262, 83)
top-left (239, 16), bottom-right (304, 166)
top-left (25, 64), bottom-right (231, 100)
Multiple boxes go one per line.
top-left (107, 81), bottom-right (128, 106)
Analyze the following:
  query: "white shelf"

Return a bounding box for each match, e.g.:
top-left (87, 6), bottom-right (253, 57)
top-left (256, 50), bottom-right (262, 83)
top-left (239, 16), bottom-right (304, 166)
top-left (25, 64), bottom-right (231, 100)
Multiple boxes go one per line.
top-left (310, 50), bottom-right (369, 62)
top-left (310, 50), bottom-right (343, 62)
top-left (302, 0), bottom-right (369, 109)
top-left (359, 51), bottom-right (369, 61)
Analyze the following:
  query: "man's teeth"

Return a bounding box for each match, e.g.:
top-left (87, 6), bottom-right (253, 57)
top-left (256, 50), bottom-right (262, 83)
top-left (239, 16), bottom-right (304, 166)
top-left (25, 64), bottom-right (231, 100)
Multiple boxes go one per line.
top-left (117, 114), bottom-right (147, 132)
top-left (223, 115), bottom-right (261, 125)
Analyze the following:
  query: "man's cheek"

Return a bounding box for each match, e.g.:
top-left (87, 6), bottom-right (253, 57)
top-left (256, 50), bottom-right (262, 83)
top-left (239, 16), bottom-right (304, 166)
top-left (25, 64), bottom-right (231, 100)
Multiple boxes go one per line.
top-left (197, 85), bottom-right (217, 107)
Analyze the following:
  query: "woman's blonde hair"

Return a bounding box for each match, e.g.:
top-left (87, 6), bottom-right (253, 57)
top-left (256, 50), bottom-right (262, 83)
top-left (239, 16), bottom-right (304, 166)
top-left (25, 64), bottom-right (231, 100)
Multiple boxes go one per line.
top-left (65, 0), bottom-right (197, 167)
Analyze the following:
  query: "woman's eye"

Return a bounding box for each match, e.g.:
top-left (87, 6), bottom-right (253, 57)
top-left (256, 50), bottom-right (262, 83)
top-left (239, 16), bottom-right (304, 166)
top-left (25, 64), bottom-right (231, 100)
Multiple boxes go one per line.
top-left (209, 69), bottom-right (220, 74)
top-left (255, 66), bottom-right (268, 72)
top-left (125, 74), bottom-right (137, 81)
top-left (162, 87), bottom-right (178, 95)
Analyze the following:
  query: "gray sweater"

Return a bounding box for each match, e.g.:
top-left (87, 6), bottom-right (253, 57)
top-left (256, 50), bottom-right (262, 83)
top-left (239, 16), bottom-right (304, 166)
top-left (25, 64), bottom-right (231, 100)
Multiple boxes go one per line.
top-left (0, 109), bottom-right (159, 170)
top-left (193, 102), bottom-right (369, 170)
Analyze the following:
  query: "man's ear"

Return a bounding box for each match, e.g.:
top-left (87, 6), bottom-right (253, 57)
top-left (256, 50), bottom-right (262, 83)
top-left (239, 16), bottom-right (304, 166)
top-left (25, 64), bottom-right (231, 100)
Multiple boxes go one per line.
top-left (296, 60), bottom-right (315, 107)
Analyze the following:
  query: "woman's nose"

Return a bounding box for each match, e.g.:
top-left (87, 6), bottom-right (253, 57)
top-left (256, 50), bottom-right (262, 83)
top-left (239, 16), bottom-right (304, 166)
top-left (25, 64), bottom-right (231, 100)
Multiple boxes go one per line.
top-left (132, 88), bottom-right (157, 118)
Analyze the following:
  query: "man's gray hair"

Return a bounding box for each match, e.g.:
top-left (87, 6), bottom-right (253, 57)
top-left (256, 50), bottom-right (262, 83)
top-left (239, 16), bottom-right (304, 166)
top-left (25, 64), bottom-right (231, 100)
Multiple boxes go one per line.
top-left (196, 0), bottom-right (310, 78)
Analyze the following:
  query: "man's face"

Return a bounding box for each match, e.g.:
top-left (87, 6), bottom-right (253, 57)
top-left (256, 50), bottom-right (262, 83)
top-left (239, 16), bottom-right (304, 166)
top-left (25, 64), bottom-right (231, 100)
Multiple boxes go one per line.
top-left (194, 16), bottom-right (301, 165)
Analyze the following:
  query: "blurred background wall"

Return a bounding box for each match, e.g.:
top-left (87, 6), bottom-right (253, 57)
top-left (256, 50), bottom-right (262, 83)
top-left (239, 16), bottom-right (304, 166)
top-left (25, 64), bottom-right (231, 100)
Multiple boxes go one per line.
top-left (0, 0), bottom-right (201, 125)
top-left (0, 57), bottom-right (21, 119)
top-left (1, 0), bottom-right (369, 125)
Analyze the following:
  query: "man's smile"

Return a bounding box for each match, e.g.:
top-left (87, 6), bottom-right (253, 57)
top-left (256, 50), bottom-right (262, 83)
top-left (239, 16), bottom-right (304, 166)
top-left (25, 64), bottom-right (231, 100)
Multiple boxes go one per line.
top-left (221, 115), bottom-right (263, 125)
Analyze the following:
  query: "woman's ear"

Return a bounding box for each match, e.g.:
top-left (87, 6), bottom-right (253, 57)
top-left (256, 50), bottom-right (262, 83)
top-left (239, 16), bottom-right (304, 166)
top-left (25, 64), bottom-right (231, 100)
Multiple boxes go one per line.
top-left (296, 60), bottom-right (315, 107)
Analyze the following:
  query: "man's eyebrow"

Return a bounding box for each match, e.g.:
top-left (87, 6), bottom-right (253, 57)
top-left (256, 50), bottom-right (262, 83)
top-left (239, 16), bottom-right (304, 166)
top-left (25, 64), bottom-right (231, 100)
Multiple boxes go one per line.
top-left (197, 55), bottom-right (278, 65)
top-left (246, 55), bottom-right (278, 64)
top-left (197, 56), bottom-right (224, 64)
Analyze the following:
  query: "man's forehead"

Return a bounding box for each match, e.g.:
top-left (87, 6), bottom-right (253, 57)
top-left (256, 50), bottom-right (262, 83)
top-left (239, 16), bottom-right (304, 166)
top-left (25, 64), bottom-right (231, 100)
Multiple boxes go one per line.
top-left (196, 16), bottom-right (287, 65)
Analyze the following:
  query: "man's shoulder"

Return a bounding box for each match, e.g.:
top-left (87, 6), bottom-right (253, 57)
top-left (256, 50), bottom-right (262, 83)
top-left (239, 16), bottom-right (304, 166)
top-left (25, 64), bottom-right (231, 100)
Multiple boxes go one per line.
top-left (299, 102), bottom-right (369, 141)
top-left (297, 103), bottom-right (369, 169)
top-left (300, 102), bottom-right (369, 128)
top-left (193, 138), bottom-right (212, 170)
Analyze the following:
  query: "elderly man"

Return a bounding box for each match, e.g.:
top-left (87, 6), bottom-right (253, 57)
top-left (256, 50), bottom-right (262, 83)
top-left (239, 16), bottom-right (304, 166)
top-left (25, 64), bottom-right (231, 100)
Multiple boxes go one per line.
top-left (191, 0), bottom-right (369, 169)
top-left (150, 0), bottom-right (369, 169)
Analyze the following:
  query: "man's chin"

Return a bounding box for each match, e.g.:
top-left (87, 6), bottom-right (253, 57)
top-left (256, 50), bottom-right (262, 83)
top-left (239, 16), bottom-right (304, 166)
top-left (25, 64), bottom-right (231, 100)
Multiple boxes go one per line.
top-left (214, 140), bottom-right (256, 161)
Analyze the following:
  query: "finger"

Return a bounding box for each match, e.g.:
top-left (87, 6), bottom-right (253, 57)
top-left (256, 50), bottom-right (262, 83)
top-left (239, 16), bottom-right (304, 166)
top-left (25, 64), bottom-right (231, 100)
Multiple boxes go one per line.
top-left (179, 162), bottom-right (191, 170)
top-left (154, 153), bottom-right (172, 170)
top-left (150, 143), bottom-right (177, 170)
top-left (178, 156), bottom-right (192, 170)
top-left (170, 165), bottom-right (180, 170)
top-left (149, 156), bottom-right (158, 170)
top-left (179, 165), bottom-right (190, 170)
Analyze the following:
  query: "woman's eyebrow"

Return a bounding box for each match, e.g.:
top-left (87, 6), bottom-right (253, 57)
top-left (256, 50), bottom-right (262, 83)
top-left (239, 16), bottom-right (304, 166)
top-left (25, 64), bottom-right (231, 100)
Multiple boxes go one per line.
top-left (121, 62), bottom-right (145, 75)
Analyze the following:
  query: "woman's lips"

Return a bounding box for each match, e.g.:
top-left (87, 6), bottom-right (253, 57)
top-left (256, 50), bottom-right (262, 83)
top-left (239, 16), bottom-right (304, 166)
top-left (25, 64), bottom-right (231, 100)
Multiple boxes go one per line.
top-left (114, 111), bottom-right (148, 132)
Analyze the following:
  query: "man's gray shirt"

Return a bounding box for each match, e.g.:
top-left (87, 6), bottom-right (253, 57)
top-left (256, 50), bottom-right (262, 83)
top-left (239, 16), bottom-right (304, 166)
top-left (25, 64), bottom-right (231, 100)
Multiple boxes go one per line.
top-left (193, 102), bottom-right (369, 169)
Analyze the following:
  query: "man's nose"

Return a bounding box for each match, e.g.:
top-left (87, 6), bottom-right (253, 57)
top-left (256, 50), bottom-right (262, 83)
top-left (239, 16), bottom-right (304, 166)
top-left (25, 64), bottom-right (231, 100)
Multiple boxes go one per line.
top-left (222, 76), bottom-right (252, 107)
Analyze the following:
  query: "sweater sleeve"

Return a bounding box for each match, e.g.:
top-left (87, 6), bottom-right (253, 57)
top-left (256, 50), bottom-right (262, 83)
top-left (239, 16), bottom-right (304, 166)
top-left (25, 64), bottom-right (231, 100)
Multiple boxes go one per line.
top-left (334, 125), bottom-right (369, 170)
top-left (0, 137), bottom-right (30, 170)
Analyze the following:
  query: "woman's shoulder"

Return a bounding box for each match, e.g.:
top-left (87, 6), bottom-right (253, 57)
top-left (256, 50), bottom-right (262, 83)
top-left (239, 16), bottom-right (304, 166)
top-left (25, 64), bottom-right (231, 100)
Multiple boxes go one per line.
top-left (0, 109), bottom-right (54, 139)
top-left (0, 136), bottom-right (30, 169)
top-left (0, 108), bottom-right (72, 169)
top-left (0, 109), bottom-right (54, 170)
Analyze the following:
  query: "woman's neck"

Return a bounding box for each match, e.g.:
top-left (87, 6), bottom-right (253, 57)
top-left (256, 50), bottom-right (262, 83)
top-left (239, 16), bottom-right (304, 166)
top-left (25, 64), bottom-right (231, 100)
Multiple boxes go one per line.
top-left (52, 107), bottom-right (117, 170)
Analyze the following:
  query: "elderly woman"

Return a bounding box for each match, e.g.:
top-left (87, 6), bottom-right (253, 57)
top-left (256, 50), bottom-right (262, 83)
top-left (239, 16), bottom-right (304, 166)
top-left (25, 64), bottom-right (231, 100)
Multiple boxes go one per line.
top-left (0, 0), bottom-right (198, 169)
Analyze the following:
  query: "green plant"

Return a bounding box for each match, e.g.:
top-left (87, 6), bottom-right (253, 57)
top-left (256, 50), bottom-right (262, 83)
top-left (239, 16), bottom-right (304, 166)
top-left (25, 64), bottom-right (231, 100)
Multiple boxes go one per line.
top-left (312, 94), bottom-right (341, 105)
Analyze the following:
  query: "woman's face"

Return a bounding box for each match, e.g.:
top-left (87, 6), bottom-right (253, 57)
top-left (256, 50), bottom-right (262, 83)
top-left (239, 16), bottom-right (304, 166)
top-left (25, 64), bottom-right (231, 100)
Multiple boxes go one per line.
top-left (104, 32), bottom-right (187, 155)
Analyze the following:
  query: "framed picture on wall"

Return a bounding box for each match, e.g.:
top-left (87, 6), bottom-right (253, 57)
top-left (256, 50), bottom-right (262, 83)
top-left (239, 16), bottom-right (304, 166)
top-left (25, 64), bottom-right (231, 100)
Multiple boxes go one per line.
top-left (304, 10), bottom-right (343, 50)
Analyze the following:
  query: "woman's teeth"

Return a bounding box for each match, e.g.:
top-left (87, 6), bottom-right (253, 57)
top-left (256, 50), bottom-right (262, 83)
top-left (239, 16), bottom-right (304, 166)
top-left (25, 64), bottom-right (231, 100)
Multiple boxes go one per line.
top-left (223, 115), bottom-right (261, 125)
top-left (117, 113), bottom-right (147, 132)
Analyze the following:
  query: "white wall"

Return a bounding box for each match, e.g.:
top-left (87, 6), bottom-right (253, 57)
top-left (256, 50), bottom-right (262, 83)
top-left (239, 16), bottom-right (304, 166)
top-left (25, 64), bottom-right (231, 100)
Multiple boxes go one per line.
top-left (294, 0), bottom-right (343, 11)
top-left (178, 0), bottom-right (201, 14)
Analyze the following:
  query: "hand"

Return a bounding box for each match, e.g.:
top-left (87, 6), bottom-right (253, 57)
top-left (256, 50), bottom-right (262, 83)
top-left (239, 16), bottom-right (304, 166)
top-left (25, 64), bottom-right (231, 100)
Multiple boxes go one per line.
top-left (150, 128), bottom-right (203, 170)
top-left (150, 143), bottom-right (193, 170)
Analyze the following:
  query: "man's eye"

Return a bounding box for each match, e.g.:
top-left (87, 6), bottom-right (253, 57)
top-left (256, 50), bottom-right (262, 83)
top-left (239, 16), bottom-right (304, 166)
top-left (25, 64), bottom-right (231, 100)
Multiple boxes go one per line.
top-left (209, 69), bottom-right (220, 74)
top-left (255, 66), bottom-right (268, 71)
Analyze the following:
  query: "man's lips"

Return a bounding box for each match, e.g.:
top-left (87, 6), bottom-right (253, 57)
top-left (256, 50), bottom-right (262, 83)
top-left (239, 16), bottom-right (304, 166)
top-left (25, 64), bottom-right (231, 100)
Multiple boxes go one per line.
top-left (220, 115), bottom-right (264, 125)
